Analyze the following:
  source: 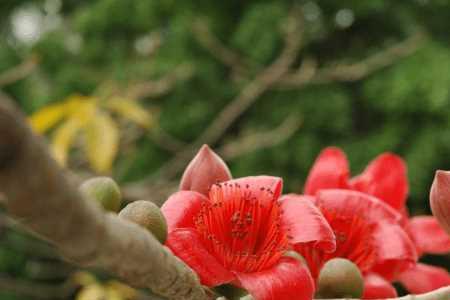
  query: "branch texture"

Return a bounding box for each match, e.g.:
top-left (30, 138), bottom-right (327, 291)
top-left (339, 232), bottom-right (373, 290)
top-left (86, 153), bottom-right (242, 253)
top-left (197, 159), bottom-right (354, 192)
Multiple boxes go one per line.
top-left (0, 96), bottom-right (207, 300)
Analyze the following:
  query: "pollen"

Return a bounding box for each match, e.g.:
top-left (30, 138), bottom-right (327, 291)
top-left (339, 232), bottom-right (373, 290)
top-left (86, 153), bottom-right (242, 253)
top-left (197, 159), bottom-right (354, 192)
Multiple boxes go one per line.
top-left (194, 182), bottom-right (288, 273)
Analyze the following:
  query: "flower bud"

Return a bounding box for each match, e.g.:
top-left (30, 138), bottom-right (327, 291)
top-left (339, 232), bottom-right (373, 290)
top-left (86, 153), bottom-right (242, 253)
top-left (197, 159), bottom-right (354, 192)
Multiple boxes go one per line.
top-left (283, 250), bottom-right (307, 266)
top-left (180, 144), bottom-right (232, 196)
top-left (119, 200), bottom-right (168, 244)
top-left (214, 284), bottom-right (247, 300)
top-left (316, 258), bottom-right (364, 299)
top-left (430, 170), bottom-right (450, 235)
top-left (80, 177), bottom-right (121, 212)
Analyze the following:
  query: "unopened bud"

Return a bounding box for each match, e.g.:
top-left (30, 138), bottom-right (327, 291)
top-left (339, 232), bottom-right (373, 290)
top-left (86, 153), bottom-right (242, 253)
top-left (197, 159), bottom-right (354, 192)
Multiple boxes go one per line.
top-left (316, 258), bottom-right (364, 299)
top-left (430, 170), bottom-right (450, 235)
top-left (119, 200), bottom-right (167, 244)
top-left (80, 177), bottom-right (121, 212)
top-left (214, 284), bottom-right (247, 300)
top-left (283, 250), bottom-right (307, 266)
top-left (180, 144), bottom-right (232, 196)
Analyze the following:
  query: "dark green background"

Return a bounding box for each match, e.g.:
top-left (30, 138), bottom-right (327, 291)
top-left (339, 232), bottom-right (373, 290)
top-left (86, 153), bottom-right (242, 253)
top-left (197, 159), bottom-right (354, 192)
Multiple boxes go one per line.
top-left (1, 0), bottom-right (449, 299)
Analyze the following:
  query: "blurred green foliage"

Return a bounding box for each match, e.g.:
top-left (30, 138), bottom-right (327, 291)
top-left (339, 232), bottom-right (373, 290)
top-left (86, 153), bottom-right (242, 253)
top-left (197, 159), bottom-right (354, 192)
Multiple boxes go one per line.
top-left (1, 0), bottom-right (450, 298)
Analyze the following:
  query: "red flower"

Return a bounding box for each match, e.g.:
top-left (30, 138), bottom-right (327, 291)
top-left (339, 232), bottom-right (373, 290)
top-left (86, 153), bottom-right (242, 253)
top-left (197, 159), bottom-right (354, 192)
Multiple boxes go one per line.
top-left (289, 190), bottom-right (417, 299)
top-left (161, 145), bottom-right (336, 300)
top-left (303, 147), bottom-right (450, 297)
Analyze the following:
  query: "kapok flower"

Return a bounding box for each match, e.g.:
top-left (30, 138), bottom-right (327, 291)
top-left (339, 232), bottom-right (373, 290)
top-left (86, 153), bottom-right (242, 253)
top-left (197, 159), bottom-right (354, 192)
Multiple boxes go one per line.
top-left (303, 147), bottom-right (450, 296)
top-left (288, 190), bottom-right (417, 299)
top-left (161, 145), bottom-right (336, 300)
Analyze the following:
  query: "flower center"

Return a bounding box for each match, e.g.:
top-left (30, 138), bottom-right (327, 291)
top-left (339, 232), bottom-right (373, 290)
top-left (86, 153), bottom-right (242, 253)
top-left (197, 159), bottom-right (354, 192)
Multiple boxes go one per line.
top-left (194, 182), bottom-right (288, 273)
top-left (297, 208), bottom-right (377, 278)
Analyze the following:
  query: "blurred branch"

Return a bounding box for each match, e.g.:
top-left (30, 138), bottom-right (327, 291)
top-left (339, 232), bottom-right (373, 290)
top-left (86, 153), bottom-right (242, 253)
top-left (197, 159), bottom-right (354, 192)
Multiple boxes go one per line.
top-left (148, 127), bottom-right (187, 153)
top-left (122, 9), bottom-right (305, 203)
top-left (155, 7), bottom-right (304, 180)
top-left (192, 19), bottom-right (250, 80)
top-left (0, 56), bottom-right (39, 87)
top-left (126, 63), bottom-right (194, 100)
top-left (0, 97), bottom-right (209, 300)
top-left (122, 115), bottom-right (302, 204)
top-left (0, 274), bottom-right (76, 299)
top-left (278, 31), bottom-right (426, 88)
top-left (218, 114), bottom-right (302, 160)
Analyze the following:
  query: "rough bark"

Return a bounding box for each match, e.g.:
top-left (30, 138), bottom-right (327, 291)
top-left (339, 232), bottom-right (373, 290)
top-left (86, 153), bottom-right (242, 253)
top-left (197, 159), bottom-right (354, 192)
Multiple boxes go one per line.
top-left (0, 96), bottom-right (208, 300)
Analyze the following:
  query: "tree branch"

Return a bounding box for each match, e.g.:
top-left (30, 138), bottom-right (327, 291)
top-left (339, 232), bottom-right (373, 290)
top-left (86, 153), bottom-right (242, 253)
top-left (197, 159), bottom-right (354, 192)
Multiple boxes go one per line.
top-left (126, 63), bottom-right (194, 100)
top-left (192, 19), bottom-right (250, 80)
top-left (154, 7), bottom-right (304, 181)
top-left (218, 113), bottom-right (303, 160)
top-left (0, 96), bottom-right (208, 300)
top-left (0, 56), bottom-right (39, 87)
top-left (278, 31), bottom-right (425, 88)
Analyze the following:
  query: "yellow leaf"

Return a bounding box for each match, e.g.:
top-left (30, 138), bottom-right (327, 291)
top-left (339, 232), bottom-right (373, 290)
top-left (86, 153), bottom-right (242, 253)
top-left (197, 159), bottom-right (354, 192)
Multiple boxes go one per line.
top-left (84, 112), bottom-right (119, 173)
top-left (107, 281), bottom-right (137, 299)
top-left (71, 271), bottom-right (98, 286)
top-left (51, 117), bottom-right (83, 166)
top-left (106, 98), bottom-right (154, 128)
top-left (29, 102), bottom-right (68, 133)
top-left (28, 94), bottom-right (96, 133)
top-left (76, 284), bottom-right (107, 300)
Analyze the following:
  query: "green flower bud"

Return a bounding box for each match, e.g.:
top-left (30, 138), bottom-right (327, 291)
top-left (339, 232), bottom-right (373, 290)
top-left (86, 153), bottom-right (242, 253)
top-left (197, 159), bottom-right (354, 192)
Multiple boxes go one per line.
top-left (214, 284), bottom-right (247, 300)
top-left (283, 250), bottom-right (307, 266)
top-left (119, 200), bottom-right (167, 244)
top-left (316, 258), bottom-right (364, 299)
top-left (80, 177), bottom-right (121, 212)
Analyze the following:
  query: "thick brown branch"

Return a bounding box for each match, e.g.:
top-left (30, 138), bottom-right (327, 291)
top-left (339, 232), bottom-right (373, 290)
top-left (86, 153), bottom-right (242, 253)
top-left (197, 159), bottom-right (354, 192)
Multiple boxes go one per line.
top-left (0, 96), bottom-right (208, 300)
top-left (0, 56), bottom-right (39, 87)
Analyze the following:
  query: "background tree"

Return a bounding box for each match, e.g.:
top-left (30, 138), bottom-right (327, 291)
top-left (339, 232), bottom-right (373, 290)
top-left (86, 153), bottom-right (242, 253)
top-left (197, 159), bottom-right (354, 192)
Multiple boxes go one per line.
top-left (1, 0), bottom-right (450, 299)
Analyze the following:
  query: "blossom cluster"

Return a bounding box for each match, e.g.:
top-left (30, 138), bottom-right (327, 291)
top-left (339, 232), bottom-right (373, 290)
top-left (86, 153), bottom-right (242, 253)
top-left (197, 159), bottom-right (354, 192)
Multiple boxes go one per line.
top-left (160, 145), bottom-right (450, 300)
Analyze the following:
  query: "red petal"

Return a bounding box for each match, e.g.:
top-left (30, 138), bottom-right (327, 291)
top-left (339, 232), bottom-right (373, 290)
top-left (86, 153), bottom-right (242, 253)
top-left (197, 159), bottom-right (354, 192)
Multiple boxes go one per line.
top-left (235, 257), bottom-right (314, 300)
top-left (212, 176), bottom-right (283, 202)
top-left (397, 263), bottom-right (450, 294)
top-left (304, 147), bottom-right (350, 195)
top-left (371, 222), bottom-right (417, 280)
top-left (165, 228), bottom-right (235, 286)
top-left (279, 194), bottom-right (336, 252)
top-left (362, 273), bottom-right (397, 299)
top-left (407, 216), bottom-right (450, 255)
top-left (180, 145), bottom-right (232, 196)
top-left (161, 191), bottom-right (207, 232)
top-left (315, 189), bottom-right (402, 224)
top-left (349, 153), bottom-right (408, 211)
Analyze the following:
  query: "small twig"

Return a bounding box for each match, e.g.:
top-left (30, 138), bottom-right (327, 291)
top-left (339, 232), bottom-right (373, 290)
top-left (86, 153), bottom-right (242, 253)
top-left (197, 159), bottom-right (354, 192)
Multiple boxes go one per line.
top-left (218, 114), bottom-right (303, 160)
top-left (126, 63), bottom-right (194, 100)
top-left (154, 7), bottom-right (305, 181)
top-left (148, 127), bottom-right (187, 153)
top-left (278, 31), bottom-right (425, 88)
top-left (0, 56), bottom-right (39, 87)
top-left (122, 115), bottom-right (302, 203)
top-left (192, 19), bottom-right (250, 80)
